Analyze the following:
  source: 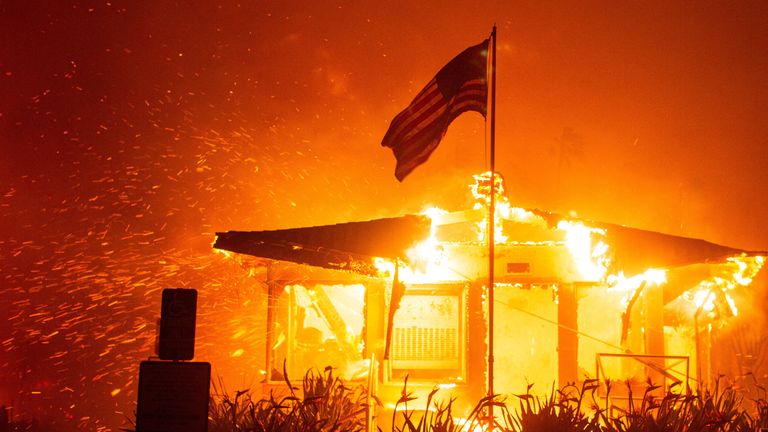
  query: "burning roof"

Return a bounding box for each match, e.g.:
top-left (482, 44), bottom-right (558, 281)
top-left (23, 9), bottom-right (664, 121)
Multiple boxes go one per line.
top-left (213, 215), bottom-right (431, 276)
top-left (214, 207), bottom-right (762, 278)
top-left (528, 209), bottom-right (762, 275)
top-left (213, 173), bottom-right (765, 311)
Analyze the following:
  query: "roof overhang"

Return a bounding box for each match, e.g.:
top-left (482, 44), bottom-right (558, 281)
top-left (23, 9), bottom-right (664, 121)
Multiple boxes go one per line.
top-left (213, 215), bottom-right (431, 276)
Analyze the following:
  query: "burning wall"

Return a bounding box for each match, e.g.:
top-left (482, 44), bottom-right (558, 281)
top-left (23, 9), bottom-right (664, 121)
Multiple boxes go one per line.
top-left (214, 173), bottom-right (766, 411)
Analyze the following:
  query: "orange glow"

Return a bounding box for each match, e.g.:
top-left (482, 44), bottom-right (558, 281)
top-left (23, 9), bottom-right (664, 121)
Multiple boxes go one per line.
top-left (607, 268), bottom-right (668, 308)
top-left (684, 255), bottom-right (765, 317)
top-left (214, 172), bottom-right (765, 424)
top-left (728, 255), bottom-right (765, 286)
top-left (374, 206), bottom-right (467, 283)
top-left (214, 248), bottom-right (232, 259)
top-left (507, 206), bottom-right (548, 227)
top-left (693, 289), bottom-right (716, 313)
top-left (4, 4), bottom-right (768, 430)
top-left (373, 240), bottom-right (462, 284)
top-left (471, 171), bottom-right (511, 243)
top-left (607, 268), bottom-right (667, 293)
top-left (556, 220), bottom-right (609, 281)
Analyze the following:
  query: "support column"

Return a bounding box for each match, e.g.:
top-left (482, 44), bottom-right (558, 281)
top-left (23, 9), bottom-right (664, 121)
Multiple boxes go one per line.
top-left (265, 281), bottom-right (278, 381)
top-left (644, 284), bottom-right (665, 387)
top-left (558, 284), bottom-right (578, 385)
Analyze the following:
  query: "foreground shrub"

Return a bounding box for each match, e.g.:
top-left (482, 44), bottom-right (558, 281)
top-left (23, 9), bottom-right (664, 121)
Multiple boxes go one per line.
top-left (208, 365), bottom-right (369, 432)
top-left (598, 378), bottom-right (760, 432)
top-left (188, 369), bottom-right (768, 432)
top-left (504, 381), bottom-right (603, 432)
top-left (391, 375), bottom-right (503, 432)
top-left (390, 376), bottom-right (768, 432)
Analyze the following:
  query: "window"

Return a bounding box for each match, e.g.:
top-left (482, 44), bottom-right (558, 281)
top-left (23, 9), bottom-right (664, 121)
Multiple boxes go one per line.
top-left (388, 284), bottom-right (466, 381)
top-left (270, 284), bottom-right (368, 382)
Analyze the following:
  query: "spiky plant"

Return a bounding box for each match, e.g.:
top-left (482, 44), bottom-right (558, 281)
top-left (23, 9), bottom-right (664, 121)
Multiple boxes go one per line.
top-left (504, 381), bottom-right (602, 432)
top-left (287, 366), bottom-right (368, 432)
top-left (599, 380), bottom-right (693, 432)
top-left (391, 376), bottom-right (512, 432)
top-left (599, 377), bottom-right (761, 432)
top-left (208, 365), bottom-right (370, 432)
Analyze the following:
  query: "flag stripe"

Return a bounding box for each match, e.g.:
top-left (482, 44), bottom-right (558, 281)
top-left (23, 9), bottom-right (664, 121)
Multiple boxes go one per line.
top-left (395, 137), bottom-right (440, 180)
top-left (383, 82), bottom-right (443, 145)
top-left (396, 96), bottom-right (483, 165)
top-left (391, 82), bottom-right (486, 161)
top-left (385, 79), bottom-right (486, 147)
top-left (381, 39), bottom-right (489, 181)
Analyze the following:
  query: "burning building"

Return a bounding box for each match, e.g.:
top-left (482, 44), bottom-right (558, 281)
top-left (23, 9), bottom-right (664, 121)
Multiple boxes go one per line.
top-left (213, 173), bottom-right (766, 424)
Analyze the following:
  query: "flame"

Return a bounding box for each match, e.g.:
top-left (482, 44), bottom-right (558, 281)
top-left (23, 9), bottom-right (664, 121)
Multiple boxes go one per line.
top-left (471, 171), bottom-right (510, 243)
top-left (693, 288), bottom-right (716, 313)
top-left (724, 293), bottom-right (738, 316)
top-left (507, 206), bottom-right (547, 226)
top-left (556, 220), bottom-right (609, 281)
top-left (214, 248), bottom-right (232, 259)
top-left (422, 206), bottom-right (449, 235)
top-left (728, 255), bottom-right (765, 286)
top-left (607, 268), bottom-right (668, 302)
top-left (685, 255), bottom-right (765, 317)
top-left (373, 238), bottom-right (459, 284)
top-left (374, 176), bottom-right (618, 285)
top-left (373, 206), bottom-right (467, 283)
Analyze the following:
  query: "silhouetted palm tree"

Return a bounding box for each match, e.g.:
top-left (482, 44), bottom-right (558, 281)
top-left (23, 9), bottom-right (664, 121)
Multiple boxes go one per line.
top-left (552, 126), bottom-right (585, 202)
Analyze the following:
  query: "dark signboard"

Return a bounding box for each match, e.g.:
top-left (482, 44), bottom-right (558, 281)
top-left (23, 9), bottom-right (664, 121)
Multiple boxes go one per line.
top-left (159, 288), bottom-right (197, 360)
top-left (136, 361), bottom-right (210, 432)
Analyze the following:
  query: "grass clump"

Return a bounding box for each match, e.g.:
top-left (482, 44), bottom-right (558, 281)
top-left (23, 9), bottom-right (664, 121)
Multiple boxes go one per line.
top-left (209, 365), bottom-right (369, 432)
top-left (135, 367), bottom-right (768, 432)
top-left (388, 376), bottom-right (768, 432)
top-left (596, 377), bottom-right (763, 432)
top-left (390, 375), bottom-right (501, 432)
top-left (504, 381), bottom-right (603, 432)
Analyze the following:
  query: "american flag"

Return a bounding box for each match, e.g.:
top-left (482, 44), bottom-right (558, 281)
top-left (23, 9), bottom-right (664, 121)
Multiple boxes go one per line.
top-left (382, 39), bottom-right (489, 181)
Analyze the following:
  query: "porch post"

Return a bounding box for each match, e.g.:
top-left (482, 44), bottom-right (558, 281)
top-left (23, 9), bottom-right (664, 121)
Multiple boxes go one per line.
top-left (558, 284), bottom-right (578, 385)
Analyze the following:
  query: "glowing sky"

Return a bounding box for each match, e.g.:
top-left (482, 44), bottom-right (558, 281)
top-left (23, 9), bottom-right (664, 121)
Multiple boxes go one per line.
top-left (1, 1), bottom-right (767, 430)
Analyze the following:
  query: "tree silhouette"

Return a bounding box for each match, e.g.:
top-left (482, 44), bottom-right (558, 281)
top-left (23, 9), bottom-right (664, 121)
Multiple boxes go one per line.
top-left (551, 126), bottom-right (586, 204)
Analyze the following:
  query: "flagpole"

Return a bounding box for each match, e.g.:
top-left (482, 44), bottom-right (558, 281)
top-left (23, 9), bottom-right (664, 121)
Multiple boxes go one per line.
top-left (487, 24), bottom-right (497, 429)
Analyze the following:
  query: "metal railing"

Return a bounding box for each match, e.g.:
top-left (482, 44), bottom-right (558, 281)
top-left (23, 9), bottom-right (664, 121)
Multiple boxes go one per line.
top-left (595, 352), bottom-right (690, 399)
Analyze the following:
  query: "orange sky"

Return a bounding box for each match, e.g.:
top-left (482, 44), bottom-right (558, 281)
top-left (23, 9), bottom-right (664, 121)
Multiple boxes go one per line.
top-left (2, 1), bottom-right (767, 250)
top-left (1, 1), bottom-right (767, 429)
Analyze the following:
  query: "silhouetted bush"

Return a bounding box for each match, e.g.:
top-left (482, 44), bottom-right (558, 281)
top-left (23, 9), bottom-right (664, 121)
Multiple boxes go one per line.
top-left (208, 365), bottom-right (368, 432)
top-left (124, 367), bottom-right (768, 431)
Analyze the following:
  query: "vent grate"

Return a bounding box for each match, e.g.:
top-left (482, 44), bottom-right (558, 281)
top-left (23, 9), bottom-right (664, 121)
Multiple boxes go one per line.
top-left (392, 327), bottom-right (458, 361)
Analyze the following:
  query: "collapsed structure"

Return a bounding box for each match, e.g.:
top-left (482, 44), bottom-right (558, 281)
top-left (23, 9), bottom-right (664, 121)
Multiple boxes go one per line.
top-left (213, 173), bottom-right (765, 421)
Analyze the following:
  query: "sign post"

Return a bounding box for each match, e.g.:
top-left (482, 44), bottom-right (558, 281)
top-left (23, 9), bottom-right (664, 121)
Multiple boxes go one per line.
top-left (137, 288), bottom-right (209, 431)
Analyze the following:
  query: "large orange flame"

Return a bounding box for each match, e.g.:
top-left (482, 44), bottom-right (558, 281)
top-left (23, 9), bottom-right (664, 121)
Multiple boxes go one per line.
top-left (556, 220), bottom-right (610, 282)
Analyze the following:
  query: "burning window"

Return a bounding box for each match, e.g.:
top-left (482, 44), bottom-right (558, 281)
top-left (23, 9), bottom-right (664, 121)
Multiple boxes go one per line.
top-left (270, 283), bottom-right (367, 382)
